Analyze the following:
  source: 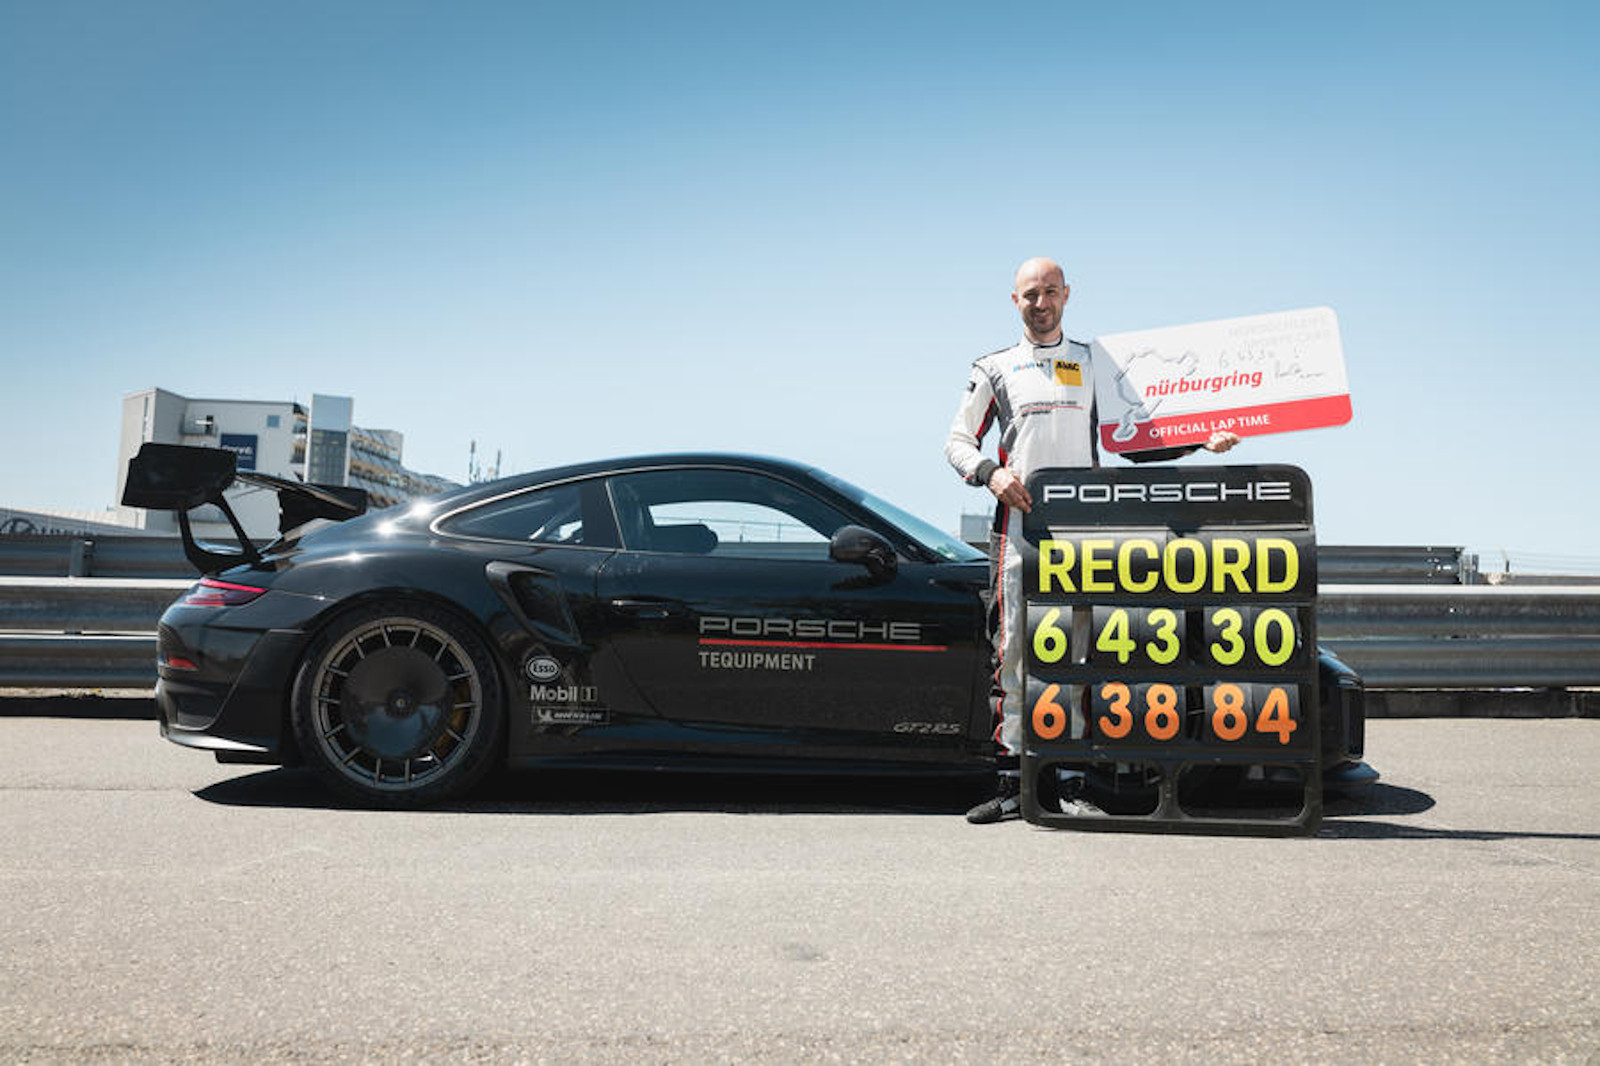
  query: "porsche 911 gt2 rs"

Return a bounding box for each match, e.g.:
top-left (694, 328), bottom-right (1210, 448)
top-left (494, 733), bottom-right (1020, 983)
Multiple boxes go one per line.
top-left (123, 443), bottom-right (1373, 807)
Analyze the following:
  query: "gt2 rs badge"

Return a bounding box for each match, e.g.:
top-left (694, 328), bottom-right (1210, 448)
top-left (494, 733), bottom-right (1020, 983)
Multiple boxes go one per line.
top-left (525, 656), bottom-right (562, 682)
top-left (893, 721), bottom-right (962, 735)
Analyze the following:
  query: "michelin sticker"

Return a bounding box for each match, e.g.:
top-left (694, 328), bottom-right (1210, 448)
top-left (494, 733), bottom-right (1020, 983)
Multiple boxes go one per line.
top-left (532, 706), bottom-right (609, 726)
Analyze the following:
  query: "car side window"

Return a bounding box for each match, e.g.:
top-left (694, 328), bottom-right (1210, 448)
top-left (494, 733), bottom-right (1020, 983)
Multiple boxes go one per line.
top-left (607, 469), bottom-right (853, 560)
top-left (438, 483), bottom-right (587, 544)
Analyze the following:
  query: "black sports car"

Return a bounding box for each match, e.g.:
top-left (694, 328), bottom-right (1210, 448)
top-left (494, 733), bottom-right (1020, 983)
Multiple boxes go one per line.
top-left (124, 444), bottom-right (1373, 807)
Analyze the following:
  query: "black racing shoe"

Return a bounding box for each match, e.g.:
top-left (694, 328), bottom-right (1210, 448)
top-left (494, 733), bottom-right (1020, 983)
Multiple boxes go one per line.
top-left (1056, 773), bottom-right (1104, 817)
top-left (966, 773), bottom-right (1021, 824)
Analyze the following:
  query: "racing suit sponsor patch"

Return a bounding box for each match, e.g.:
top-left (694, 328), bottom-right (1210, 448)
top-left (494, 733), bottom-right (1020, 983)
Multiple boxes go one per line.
top-left (1054, 360), bottom-right (1083, 386)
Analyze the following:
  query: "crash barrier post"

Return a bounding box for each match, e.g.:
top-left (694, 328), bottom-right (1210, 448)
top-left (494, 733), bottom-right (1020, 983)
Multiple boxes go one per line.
top-left (0, 534), bottom-right (190, 579)
top-left (1019, 465), bottom-right (1321, 836)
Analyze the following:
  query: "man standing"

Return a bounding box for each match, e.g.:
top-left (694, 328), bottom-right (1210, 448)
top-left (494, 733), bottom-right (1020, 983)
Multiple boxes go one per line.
top-left (945, 257), bottom-right (1236, 823)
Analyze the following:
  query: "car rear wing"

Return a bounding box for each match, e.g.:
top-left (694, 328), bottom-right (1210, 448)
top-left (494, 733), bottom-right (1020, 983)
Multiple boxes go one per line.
top-left (121, 443), bottom-right (367, 574)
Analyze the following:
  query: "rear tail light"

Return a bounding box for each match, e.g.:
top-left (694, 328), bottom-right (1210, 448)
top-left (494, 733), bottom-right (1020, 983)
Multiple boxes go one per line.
top-left (181, 578), bottom-right (268, 607)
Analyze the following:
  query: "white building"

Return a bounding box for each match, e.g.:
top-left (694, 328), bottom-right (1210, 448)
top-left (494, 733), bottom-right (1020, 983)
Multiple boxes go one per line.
top-left (117, 388), bottom-right (457, 540)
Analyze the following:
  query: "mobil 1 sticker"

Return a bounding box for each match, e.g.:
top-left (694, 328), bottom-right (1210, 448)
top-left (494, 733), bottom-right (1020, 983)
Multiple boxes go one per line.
top-left (529, 680), bottom-right (609, 727)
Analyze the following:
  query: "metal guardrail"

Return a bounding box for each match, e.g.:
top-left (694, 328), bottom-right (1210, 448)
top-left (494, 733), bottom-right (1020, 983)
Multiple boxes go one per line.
top-left (0, 534), bottom-right (191, 578)
top-left (0, 577), bottom-right (188, 687)
top-left (1321, 637), bottom-right (1600, 688)
top-left (0, 634), bottom-right (160, 688)
top-left (1317, 585), bottom-right (1600, 637)
top-left (1316, 583), bottom-right (1600, 688)
top-left (2, 535), bottom-right (1478, 583)
top-left (2, 576), bottom-right (1599, 691)
top-left (0, 576), bottom-right (191, 631)
top-left (1316, 545), bottom-right (1468, 585)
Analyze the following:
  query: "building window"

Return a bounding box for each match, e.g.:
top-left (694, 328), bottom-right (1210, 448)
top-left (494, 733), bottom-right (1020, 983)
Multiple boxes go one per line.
top-left (308, 428), bottom-right (350, 486)
top-left (266, 415), bottom-right (280, 428)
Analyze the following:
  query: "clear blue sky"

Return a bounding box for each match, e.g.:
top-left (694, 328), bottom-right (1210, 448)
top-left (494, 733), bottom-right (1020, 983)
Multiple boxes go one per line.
top-left (2, 1), bottom-right (1597, 570)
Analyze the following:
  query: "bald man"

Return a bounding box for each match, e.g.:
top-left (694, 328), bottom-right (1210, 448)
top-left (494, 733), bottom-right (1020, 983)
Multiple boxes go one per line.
top-left (946, 258), bottom-right (1237, 823)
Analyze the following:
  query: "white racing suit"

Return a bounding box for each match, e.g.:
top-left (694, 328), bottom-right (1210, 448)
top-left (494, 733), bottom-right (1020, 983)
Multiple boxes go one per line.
top-left (945, 338), bottom-right (1189, 755)
top-left (946, 337), bottom-right (1098, 755)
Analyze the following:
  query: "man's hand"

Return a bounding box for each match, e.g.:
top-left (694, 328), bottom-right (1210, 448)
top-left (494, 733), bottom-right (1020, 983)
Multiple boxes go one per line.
top-left (1203, 430), bottom-right (1241, 454)
top-left (987, 466), bottom-right (1032, 513)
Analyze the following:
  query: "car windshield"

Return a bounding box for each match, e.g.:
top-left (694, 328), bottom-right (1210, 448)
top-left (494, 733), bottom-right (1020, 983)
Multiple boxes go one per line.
top-left (813, 470), bottom-right (985, 563)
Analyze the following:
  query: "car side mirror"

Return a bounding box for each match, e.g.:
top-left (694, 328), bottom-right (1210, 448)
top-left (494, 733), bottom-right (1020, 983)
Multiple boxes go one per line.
top-left (829, 525), bottom-right (898, 580)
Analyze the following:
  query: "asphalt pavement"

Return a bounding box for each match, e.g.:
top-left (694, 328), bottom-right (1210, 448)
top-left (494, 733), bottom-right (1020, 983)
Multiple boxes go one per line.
top-left (0, 716), bottom-right (1595, 1063)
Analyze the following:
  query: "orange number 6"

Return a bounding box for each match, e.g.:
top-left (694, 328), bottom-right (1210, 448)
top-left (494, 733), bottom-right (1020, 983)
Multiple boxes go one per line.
top-left (1032, 684), bottom-right (1067, 740)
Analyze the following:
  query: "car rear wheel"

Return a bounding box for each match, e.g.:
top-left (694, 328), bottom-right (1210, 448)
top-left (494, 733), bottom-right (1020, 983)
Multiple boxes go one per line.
top-left (291, 600), bottom-right (504, 807)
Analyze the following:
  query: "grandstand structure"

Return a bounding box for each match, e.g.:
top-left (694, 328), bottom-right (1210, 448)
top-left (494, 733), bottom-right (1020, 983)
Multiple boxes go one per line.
top-left (116, 388), bottom-right (458, 540)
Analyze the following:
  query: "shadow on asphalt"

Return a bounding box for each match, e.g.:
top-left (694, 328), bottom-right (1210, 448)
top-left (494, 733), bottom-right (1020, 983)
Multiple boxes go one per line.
top-left (194, 766), bottom-right (990, 816)
top-left (0, 695), bottom-right (155, 719)
top-left (1318, 821), bottom-right (1600, 841)
top-left (194, 770), bottom-right (1600, 843)
top-left (1318, 783), bottom-right (1600, 841)
top-left (1324, 782), bottom-right (1436, 818)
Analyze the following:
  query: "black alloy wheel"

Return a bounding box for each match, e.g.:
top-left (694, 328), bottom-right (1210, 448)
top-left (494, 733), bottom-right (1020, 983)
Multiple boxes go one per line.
top-left (291, 600), bottom-right (504, 806)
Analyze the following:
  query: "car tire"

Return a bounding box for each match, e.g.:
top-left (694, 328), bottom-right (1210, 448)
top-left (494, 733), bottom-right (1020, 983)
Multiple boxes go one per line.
top-left (291, 599), bottom-right (505, 807)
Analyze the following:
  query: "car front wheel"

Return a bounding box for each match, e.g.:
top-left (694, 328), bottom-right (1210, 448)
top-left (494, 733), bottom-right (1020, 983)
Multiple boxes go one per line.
top-left (291, 600), bottom-right (504, 807)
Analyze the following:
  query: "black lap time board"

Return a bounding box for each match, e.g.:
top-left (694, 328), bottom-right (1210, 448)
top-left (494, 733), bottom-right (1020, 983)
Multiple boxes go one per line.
top-left (1020, 465), bottom-right (1320, 835)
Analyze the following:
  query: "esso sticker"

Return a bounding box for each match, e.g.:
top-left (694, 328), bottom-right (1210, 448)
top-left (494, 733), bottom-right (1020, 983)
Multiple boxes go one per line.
top-left (524, 656), bottom-right (562, 682)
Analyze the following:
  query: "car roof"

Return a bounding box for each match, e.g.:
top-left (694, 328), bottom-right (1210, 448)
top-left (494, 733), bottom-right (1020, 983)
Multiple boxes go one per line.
top-left (418, 452), bottom-right (830, 512)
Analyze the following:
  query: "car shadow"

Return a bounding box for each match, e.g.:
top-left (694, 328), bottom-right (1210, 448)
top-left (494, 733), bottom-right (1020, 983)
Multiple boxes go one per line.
top-left (1318, 783), bottom-right (1600, 841)
top-left (194, 772), bottom-right (1600, 844)
top-left (1323, 781), bottom-right (1436, 818)
top-left (1318, 820), bottom-right (1600, 842)
top-left (193, 765), bottom-right (989, 816)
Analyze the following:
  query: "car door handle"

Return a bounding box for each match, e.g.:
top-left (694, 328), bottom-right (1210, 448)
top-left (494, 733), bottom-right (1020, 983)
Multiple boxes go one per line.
top-left (608, 598), bottom-right (685, 620)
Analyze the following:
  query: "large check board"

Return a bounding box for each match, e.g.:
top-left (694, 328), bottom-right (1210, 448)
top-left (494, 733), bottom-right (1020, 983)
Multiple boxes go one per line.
top-left (1020, 465), bottom-right (1321, 835)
